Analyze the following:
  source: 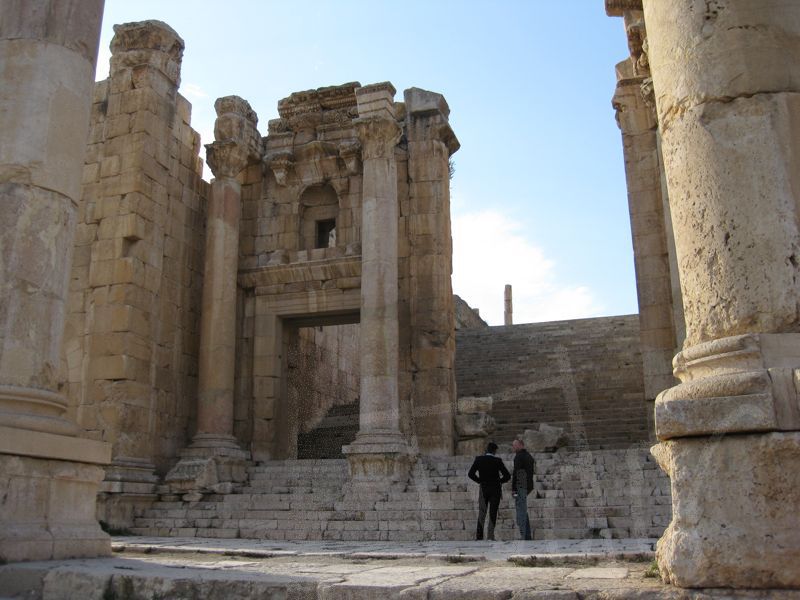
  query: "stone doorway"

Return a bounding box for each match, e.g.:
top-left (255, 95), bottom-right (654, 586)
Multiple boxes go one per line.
top-left (283, 316), bottom-right (360, 459)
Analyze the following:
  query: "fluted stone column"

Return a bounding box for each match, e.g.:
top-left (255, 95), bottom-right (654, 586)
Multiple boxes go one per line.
top-left (343, 83), bottom-right (413, 483)
top-left (643, 0), bottom-right (800, 588)
top-left (166, 97), bottom-right (259, 495)
top-left (0, 0), bottom-right (111, 561)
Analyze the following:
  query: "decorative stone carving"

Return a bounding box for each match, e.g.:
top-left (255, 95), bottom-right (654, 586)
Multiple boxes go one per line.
top-left (354, 117), bottom-right (401, 160)
top-left (265, 151), bottom-right (293, 186)
top-left (109, 20), bottom-right (184, 87)
top-left (338, 140), bottom-right (361, 175)
top-left (206, 139), bottom-right (251, 179)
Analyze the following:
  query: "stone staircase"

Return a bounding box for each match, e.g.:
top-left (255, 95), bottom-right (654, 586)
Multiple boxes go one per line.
top-left (132, 446), bottom-right (670, 542)
top-left (455, 317), bottom-right (652, 450)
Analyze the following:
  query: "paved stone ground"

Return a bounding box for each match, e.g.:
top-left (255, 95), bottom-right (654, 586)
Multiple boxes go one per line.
top-left (1, 537), bottom-right (798, 599)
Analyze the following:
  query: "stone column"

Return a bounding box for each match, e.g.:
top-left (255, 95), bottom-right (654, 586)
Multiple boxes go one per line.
top-left (643, 0), bottom-right (800, 588)
top-left (504, 285), bottom-right (513, 326)
top-left (0, 0), bottom-right (111, 561)
top-left (166, 96), bottom-right (259, 496)
top-left (343, 83), bottom-right (413, 483)
top-left (608, 2), bottom-right (682, 409)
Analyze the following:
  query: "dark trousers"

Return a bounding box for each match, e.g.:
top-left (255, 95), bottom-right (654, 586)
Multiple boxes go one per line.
top-left (476, 486), bottom-right (500, 540)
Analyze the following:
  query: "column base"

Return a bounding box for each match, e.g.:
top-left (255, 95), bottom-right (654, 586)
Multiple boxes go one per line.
top-left (342, 431), bottom-right (416, 490)
top-left (652, 432), bottom-right (800, 588)
top-left (164, 434), bottom-right (250, 498)
top-left (98, 457), bottom-right (159, 532)
top-left (0, 453), bottom-right (110, 562)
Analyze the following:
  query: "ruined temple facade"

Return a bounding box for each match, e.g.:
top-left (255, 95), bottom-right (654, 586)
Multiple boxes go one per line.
top-left (2, 0), bottom-right (800, 592)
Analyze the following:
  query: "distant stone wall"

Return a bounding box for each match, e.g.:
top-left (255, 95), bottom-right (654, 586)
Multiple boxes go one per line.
top-left (63, 22), bottom-right (208, 485)
top-left (289, 324), bottom-right (360, 458)
top-left (455, 315), bottom-right (651, 449)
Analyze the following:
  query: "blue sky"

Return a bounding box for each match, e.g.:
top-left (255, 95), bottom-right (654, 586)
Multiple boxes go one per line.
top-left (96, 1), bottom-right (636, 325)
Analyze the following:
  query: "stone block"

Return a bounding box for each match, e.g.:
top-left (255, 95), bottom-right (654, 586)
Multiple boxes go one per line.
top-left (653, 432), bottom-right (800, 588)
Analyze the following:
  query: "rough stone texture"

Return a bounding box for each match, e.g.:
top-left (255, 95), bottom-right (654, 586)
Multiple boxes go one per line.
top-left (0, 454), bottom-right (109, 562)
top-left (523, 424), bottom-right (567, 453)
top-left (454, 294), bottom-right (488, 330)
top-left (652, 433), bottom-right (800, 588)
top-left (62, 20), bottom-right (208, 522)
top-left (456, 317), bottom-right (649, 450)
top-left (0, 0), bottom-right (112, 562)
top-left (619, 0), bottom-right (800, 588)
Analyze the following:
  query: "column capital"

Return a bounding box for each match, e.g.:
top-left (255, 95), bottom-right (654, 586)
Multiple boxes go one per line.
top-left (206, 95), bottom-right (261, 179)
top-left (205, 140), bottom-right (250, 179)
top-left (354, 117), bottom-right (401, 160)
top-left (110, 20), bottom-right (184, 87)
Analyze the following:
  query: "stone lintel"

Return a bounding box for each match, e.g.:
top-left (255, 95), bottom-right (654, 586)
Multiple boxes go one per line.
top-left (239, 256), bottom-right (361, 289)
top-left (0, 425), bottom-right (111, 465)
top-left (606, 0), bottom-right (643, 17)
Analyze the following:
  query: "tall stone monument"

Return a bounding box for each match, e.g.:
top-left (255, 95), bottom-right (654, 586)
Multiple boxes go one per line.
top-left (0, 0), bottom-right (111, 561)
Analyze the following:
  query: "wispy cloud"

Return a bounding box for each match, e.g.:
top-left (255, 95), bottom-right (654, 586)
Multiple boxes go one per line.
top-left (452, 209), bottom-right (604, 325)
top-left (182, 83), bottom-right (209, 99)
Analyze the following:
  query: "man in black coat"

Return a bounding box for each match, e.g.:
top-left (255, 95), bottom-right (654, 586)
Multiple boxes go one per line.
top-left (468, 442), bottom-right (511, 541)
top-left (511, 438), bottom-right (535, 540)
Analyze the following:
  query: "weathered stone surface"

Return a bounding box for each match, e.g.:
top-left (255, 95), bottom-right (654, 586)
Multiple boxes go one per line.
top-left (457, 396), bottom-right (492, 415)
top-left (455, 413), bottom-right (496, 438)
top-left (523, 424), bottom-right (566, 452)
top-left (652, 433), bottom-right (800, 588)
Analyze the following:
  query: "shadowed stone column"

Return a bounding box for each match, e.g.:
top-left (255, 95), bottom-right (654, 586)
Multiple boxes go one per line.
top-left (643, 0), bottom-right (800, 588)
top-left (343, 83), bottom-right (414, 484)
top-left (0, 0), bottom-right (111, 561)
top-left (608, 2), bottom-right (682, 412)
top-left (166, 97), bottom-right (259, 496)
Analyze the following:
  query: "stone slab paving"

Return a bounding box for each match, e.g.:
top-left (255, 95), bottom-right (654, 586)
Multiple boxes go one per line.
top-left (1, 537), bottom-right (798, 599)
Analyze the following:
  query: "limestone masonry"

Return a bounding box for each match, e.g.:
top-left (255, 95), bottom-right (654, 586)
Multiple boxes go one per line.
top-left (1, 0), bottom-right (799, 594)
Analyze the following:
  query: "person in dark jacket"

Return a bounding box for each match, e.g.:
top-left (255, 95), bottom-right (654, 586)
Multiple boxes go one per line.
top-left (511, 438), bottom-right (535, 540)
top-left (468, 442), bottom-right (511, 540)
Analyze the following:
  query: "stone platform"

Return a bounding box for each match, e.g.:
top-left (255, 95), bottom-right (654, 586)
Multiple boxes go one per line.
top-left (1, 536), bottom-right (796, 599)
top-left (132, 448), bottom-right (670, 542)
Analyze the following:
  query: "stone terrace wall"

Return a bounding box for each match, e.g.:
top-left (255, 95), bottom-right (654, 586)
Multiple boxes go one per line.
top-left (455, 316), bottom-right (651, 449)
top-left (63, 21), bottom-right (208, 499)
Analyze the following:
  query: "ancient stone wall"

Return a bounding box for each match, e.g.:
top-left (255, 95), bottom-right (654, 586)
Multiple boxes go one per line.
top-left (63, 21), bottom-right (208, 505)
top-left (455, 316), bottom-right (650, 449)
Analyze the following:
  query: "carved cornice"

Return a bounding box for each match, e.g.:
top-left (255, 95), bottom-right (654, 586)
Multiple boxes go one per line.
top-left (278, 82), bottom-right (360, 119)
top-left (339, 141), bottom-right (361, 175)
top-left (264, 150), bottom-right (294, 186)
top-left (605, 0), bottom-right (642, 17)
top-left (354, 117), bottom-right (402, 160)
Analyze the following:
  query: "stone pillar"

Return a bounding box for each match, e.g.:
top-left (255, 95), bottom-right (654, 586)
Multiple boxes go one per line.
top-left (504, 284), bottom-right (513, 326)
top-left (608, 2), bottom-right (682, 407)
top-left (343, 83), bottom-right (413, 483)
top-left (165, 97), bottom-right (260, 496)
top-left (643, 0), bottom-right (800, 588)
top-left (403, 87), bottom-right (460, 455)
top-left (0, 0), bottom-right (111, 561)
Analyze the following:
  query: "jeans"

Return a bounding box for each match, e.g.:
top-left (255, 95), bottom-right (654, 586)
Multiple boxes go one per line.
top-left (476, 486), bottom-right (500, 540)
top-left (514, 485), bottom-right (531, 540)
